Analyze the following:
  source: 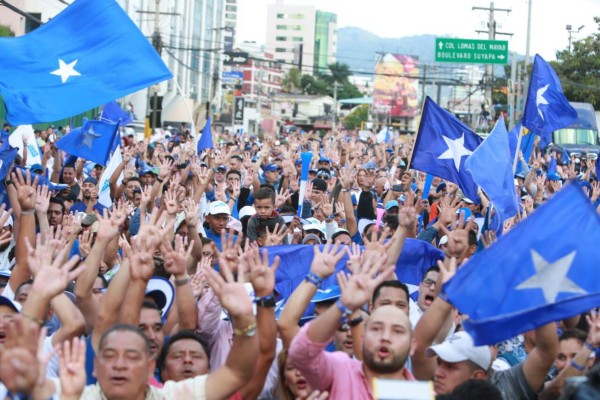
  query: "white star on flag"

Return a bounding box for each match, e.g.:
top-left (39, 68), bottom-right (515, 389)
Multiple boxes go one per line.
top-left (536, 84), bottom-right (549, 120)
top-left (516, 250), bottom-right (586, 303)
top-left (81, 125), bottom-right (101, 148)
top-left (437, 133), bottom-right (473, 171)
top-left (51, 59), bottom-right (81, 84)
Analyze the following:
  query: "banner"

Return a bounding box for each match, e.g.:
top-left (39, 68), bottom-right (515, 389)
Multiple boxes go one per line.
top-left (373, 54), bottom-right (419, 118)
top-left (9, 125), bottom-right (42, 168)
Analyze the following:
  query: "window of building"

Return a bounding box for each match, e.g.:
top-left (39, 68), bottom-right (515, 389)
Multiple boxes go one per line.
top-left (276, 24), bottom-right (288, 30)
top-left (290, 13), bottom-right (304, 19)
top-left (276, 13), bottom-right (286, 18)
top-left (291, 37), bottom-right (303, 42)
top-left (226, 5), bottom-right (237, 12)
top-left (292, 25), bottom-right (303, 31)
top-left (276, 36), bottom-right (287, 41)
top-left (275, 48), bottom-right (287, 53)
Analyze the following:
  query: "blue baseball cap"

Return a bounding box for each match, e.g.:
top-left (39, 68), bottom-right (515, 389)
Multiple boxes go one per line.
top-left (217, 164), bottom-right (227, 171)
top-left (263, 164), bottom-right (281, 173)
top-left (83, 177), bottom-right (98, 185)
top-left (319, 157), bottom-right (331, 164)
top-left (456, 207), bottom-right (472, 221)
top-left (547, 171), bottom-right (562, 181)
top-left (30, 164), bottom-right (43, 173)
top-left (311, 285), bottom-right (341, 303)
top-left (385, 200), bottom-right (399, 211)
top-left (295, 159), bottom-right (303, 165)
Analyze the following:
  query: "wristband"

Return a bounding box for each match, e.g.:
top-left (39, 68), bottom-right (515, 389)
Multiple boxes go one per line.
top-left (174, 277), bottom-right (190, 286)
top-left (304, 271), bottom-right (323, 288)
top-left (254, 294), bottom-right (276, 307)
top-left (22, 312), bottom-right (44, 326)
top-left (20, 209), bottom-right (35, 215)
top-left (335, 299), bottom-right (353, 317)
top-left (570, 359), bottom-right (586, 372)
top-left (584, 341), bottom-right (597, 352)
top-left (349, 315), bottom-right (364, 327)
top-left (156, 177), bottom-right (164, 183)
top-left (233, 321), bottom-right (257, 337)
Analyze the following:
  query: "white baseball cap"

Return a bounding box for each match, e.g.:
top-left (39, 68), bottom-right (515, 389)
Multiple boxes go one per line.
top-left (208, 201), bottom-right (231, 216)
top-left (426, 331), bottom-right (492, 371)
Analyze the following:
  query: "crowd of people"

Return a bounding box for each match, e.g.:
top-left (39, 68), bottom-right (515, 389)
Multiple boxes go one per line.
top-left (0, 123), bottom-right (598, 400)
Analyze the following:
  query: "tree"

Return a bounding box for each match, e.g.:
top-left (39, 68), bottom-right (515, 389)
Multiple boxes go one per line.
top-left (0, 24), bottom-right (15, 37)
top-left (553, 17), bottom-right (600, 108)
top-left (282, 67), bottom-right (302, 94)
top-left (343, 104), bottom-right (369, 130)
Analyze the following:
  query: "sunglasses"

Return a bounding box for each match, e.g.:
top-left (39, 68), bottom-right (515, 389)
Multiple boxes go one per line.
top-left (317, 174), bottom-right (330, 180)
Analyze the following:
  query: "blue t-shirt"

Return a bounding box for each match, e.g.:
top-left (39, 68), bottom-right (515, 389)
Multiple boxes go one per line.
top-left (204, 227), bottom-right (237, 252)
top-left (69, 201), bottom-right (107, 214)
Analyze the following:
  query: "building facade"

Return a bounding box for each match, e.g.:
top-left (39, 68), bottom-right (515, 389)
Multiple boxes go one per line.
top-left (265, 0), bottom-right (337, 76)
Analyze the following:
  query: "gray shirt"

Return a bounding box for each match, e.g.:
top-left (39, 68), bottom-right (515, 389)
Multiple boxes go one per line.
top-left (490, 363), bottom-right (538, 400)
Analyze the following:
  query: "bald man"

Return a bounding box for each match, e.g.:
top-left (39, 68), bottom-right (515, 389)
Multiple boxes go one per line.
top-left (289, 302), bottom-right (416, 399)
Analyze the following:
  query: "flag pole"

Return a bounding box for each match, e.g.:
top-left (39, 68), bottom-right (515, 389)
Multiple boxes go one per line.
top-left (512, 125), bottom-right (524, 173)
top-left (406, 98), bottom-right (429, 171)
top-left (173, 79), bottom-right (197, 147)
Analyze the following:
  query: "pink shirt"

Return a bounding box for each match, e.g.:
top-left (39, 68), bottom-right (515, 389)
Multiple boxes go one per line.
top-left (288, 323), bottom-right (415, 400)
top-left (195, 288), bottom-right (233, 371)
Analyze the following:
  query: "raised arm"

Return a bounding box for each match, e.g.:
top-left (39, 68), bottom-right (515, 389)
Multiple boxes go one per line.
top-left (521, 322), bottom-right (558, 394)
top-left (9, 170), bottom-right (39, 294)
top-left (204, 251), bottom-right (259, 400)
top-left (241, 245), bottom-right (280, 400)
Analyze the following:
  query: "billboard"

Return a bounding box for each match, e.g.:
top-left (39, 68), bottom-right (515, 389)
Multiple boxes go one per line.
top-left (373, 54), bottom-right (419, 118)
top-left (222, 71), bottom-right (243, 85)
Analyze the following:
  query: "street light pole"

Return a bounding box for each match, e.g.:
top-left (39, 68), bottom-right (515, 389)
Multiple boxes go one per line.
top-left (566, 24), bottom-right (585, 51)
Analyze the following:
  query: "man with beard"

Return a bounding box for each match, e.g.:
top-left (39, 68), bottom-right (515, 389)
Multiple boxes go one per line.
top-left (288, 252), bottom-right (414, 399)
top-left (69, 177), bottom-right (106, 214)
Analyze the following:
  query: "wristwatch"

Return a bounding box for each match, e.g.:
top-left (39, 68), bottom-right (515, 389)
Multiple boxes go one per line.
top-left (254, 295), bottom-right (276, 307)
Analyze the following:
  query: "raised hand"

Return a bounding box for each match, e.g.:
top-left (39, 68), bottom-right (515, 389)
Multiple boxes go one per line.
top-left (320, 195), bottom-right (334, 218)
top-left (310, 240), bottom-right (346, 279)
top-left (275, 188), bottom-right (292, 209)
top-left (345, 243), bottom-right (362, 274)
top-left (58, 337), bottom-right (86, 399)
top-left (163, 186), bottom-right (179, 215)
top-left (397, 192), bottom-right (417, 229)
top-left (0, 317), bottom-right (43, 394)
top-left (337, 251), bottom-right (393, 312)
top-left (34, 185), bottom-right (51, 214)
top-left (61, 212), bottom-right (82, 242)
top-left (25, 228), bottom-right (65, 276)
top-left (206, 253), bottom-right (253, 319)
top-left (158, 157), bottom-right (174, 180)
top-left (140, 185), bottom-right (152, 210)
top-left (13, 169), bottom-right (39, 213)
top-left (247, 244), bottom-right (281, 297)
top-left (95, 208), bottom-right (121, 242)
top-left (264, 223), bottom-right (288, 246)
top-left (585, 309), bottom-right (600, 349)
top-left (183, 199), bottom-right (199, 229)
top-left (161, 235), bottom-right (193, 278)
top-left (77, 230), bottom-right (93, 259)
top-left (27, 237), bottom-right (85, 299)
top-left (363, 227), bottom-right (392, 256)
top-left (438, 212), bottom-right (475, 260)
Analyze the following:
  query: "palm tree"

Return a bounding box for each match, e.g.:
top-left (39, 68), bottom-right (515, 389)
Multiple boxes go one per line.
top-left (327, 62), bottom-right (351, 83)
top-left (282, 67), bottom-right (302, 93)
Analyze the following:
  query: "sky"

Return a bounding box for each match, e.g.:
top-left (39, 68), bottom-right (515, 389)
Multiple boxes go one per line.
top-left (237, 0), bottom-right (598, 62)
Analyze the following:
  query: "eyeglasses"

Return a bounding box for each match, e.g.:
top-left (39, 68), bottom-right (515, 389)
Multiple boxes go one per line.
top-left (421, 278), bottom-right (437, 288)
top-left (317, 174), bottom-right (330, 180)
top-left (202, 252), bottom-right (213, 258)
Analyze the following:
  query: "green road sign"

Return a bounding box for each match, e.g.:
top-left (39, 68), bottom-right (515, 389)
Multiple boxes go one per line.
top-left (435, 38), bottom-right (509, 64)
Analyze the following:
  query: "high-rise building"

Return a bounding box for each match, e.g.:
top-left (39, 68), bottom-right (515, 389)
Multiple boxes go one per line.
top-left (223, 0), bottom-right (237, 51)
top-left (313, 11), bottom-right (337, 75)
top-left (265, 0), bottom-right (336, 75)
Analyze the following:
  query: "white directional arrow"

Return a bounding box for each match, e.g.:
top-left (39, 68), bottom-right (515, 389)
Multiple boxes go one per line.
top-left (497, 54), bottom-right (505, 60)
top-left (438, 41), bottom-right (443, 50)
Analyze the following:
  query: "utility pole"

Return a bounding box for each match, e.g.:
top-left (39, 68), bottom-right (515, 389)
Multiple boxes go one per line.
top-left (333, 81), bottom-right (338, 130)
top-left (473, 2), bottom-right (512, 114)
top-left (150, 0), bottom-right (162, 129)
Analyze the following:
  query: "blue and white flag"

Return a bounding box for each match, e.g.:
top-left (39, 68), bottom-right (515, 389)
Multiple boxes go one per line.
top-left (465, 117), bottom-right (518, 222)
top-left (100, 101), bottom-right (133, 127)
top-left (444, 184), bottom-right (600, 345)
top-left (56, 119), bottom-right (119, 166)
top-left (0, 0), bottom-right (172, 125)
top-left (197, 117), bottom-right (214, 153)
top-left (410, 97), bottom-right (483, 202)
top-left (521, 54), bottom-right (577, 145)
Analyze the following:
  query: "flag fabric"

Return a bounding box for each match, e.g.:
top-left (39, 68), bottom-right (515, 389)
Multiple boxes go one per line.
top-left (55, 119), bottom-right (119, 166)
top-left (270, 239), bottom-right (444, 302)
top-left (98, 144), bottom-right (123, 208)
top-left (100, 102), bottom-right (133, 127)
top-left (296, 152), bottom-right (314, 217)
top-left (144, 117), bottom-right (152, 139)
top-left (8, 125), bottom-right (43, 168)
top-left (465, 117), bottom-right (518, 222)
top-left (508, 122), bottom-right (535, 169)
top-left (13, 165), bottom-right (67, 192)
top-left (548, 156), bottom-right (558, 174)
top-left (197, 117), bottom-right (214, 153)
top-left (0, 147), bottom-right (18, 182)
top-left (410, 97), bottom-right (483, 202)
top-left (521, 54), bottom-right (577, 145)
top-left (0, 0), bottom-right (172, 125)
top-left (443, 183), bottom-right (600, 345)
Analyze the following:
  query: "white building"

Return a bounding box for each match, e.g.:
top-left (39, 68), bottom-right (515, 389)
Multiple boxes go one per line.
top-left (265, 0), bottom-right (336, 75)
